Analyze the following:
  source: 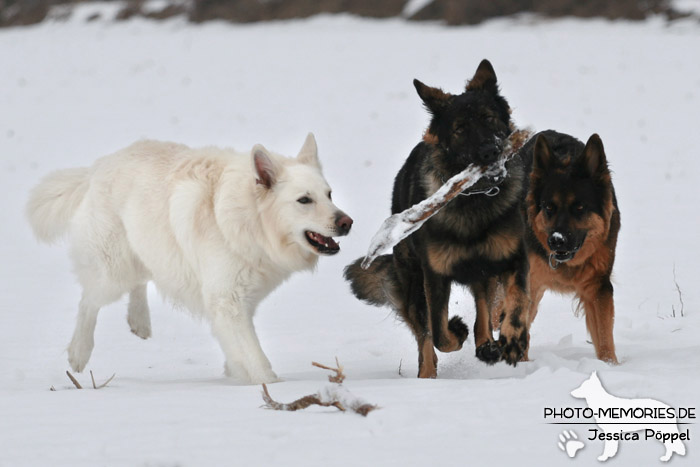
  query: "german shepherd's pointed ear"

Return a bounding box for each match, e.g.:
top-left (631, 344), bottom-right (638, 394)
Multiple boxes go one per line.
top-left (253, 144), bottom-right (280, 189)
top-left (466, 59), bottom-right (498, 92)
top-left (533, 134), bottom-right (555, 173)
top-left (297, 132), bottom-right (321, 169)
top-left (413, 79), bottom-right (449, 114)
top-left (580, 133), bottom-right (609, 176)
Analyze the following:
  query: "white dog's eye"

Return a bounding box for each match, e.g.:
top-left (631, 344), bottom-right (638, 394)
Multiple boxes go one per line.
top-left (297, 196), bottom-right (313, 204)
top-left (327, 191), bottom-right (332, 200)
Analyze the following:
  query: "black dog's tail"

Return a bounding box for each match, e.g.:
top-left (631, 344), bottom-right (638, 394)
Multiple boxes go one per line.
top-left (345, 254), bottom-right (470, 354)
top-left (343, 255), bottom-right (402, 310)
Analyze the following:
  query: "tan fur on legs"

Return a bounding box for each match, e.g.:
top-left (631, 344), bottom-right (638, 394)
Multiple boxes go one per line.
top-left (417, 336), bottom-right (438, 378)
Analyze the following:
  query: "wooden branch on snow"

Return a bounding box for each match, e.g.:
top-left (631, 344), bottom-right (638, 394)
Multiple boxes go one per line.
top-left (64, 370), bottom-right (115, 390)
top-left (66, 370), bottom-right (82, 389)
top-left (261, 358), bottom-right (378, 417)
top-left (312, 357), bottom-right (345, 384)
top-left (262, 384), bottom-right (345, 412)
top-left (361, 129), bottom-right (532, 268)
top-left (90, 370), bottom-right (116, 389)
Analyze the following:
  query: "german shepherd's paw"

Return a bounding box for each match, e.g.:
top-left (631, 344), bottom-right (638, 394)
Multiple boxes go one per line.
top-left (498, 331), bottom-right (528, 366)
top-left (475, 341), bottom-right (502, 365)
top-left (448, 316), bottom-right (469, 347)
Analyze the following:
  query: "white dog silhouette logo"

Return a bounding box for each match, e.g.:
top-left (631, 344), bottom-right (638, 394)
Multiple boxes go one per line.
top-left (571, 371), bottom-right (687, 462)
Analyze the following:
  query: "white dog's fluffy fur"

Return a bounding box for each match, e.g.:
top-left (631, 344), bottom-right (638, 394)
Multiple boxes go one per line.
top-left (27, 133), bottom-right (352, 383)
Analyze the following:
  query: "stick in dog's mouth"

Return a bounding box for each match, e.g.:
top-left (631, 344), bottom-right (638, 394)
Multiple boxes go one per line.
top-left (306, 231), bottom-right (340, 255)
top-left (360, 128), bottom-right (533, 269)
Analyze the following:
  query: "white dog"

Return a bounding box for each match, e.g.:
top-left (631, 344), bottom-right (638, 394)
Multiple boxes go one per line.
top-left (27, 133), bottom-right (352, 384)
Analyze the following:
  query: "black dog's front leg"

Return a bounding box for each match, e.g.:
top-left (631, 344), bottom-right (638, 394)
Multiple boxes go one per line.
top-left (497, 262), bottom-right (530, 365)
top-left (472, 279), bottom-right (503, 365)
top-left (423, 268), bottom-right (468, 353)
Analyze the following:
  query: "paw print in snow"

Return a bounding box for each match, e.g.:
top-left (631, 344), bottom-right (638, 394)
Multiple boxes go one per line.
top-left (558, 430), bottom-right (585, 458)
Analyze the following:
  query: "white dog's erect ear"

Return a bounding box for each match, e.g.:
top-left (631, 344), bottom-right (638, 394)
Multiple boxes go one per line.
top-left (297, 132), bottom-right (321, 168)
top-left (253, 144), bottom-right (279, 189)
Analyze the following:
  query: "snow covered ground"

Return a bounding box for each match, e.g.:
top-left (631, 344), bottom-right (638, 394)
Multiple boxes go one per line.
top-left (1, 10), bottom-right (699, 467)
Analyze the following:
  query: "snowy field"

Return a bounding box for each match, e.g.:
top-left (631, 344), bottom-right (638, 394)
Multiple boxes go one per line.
top-left (1, 9), bottom-right (700, 467)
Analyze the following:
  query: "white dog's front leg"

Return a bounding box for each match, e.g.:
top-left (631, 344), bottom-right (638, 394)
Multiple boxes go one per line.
top-left (209, 296), bottom-right (278, 384)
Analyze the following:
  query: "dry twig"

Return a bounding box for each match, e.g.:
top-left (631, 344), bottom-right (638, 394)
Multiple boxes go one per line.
top-left (261, 384), bottom-right (345, 412)
top-left (261, 358), bottom-right (378, 416)
top-left (90, 370), bottom-right (116, 389)
top-left (312, 357), bottom-right (345, 384)
top-left (64, 370), bottom-right (115, 390)
top-left (66, 370), bottom-right (83, 389)
top-left (672, 264), bottom-right (685, 318)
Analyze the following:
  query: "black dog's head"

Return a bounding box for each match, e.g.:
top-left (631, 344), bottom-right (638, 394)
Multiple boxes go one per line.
top-left (414, 59), bottom-right (512, 177)
top-left (529, 132), bottom-right (614, 267)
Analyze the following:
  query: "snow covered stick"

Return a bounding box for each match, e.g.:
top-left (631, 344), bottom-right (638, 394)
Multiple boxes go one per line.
top-left (261, 358), bottom-right (378, 416)
top-left (361, 129), bottom-right (532, 269)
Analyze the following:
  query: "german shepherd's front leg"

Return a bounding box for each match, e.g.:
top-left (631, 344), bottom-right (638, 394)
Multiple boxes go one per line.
top-left (472, 279), bottom-right (503, 364)
top-left (424, 269), bottom-right (469, 354)
top-left (522, 285), bottom-right (545, 362)
top-left (391, 248), bottom-right (439, 378)
top-left (580, 279), bottom-right (618, 364)
top-left (497, 259), bottom-right (530, 365)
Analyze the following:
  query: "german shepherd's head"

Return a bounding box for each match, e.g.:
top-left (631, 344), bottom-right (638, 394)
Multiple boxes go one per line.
top-left (414, 59), bottom-right (512, 184)
top-left (527, 131), bottom-right (615, 268)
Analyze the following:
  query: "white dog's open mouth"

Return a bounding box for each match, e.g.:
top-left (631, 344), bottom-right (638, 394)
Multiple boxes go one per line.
top-left (305, 231), bottom-right (340, 255)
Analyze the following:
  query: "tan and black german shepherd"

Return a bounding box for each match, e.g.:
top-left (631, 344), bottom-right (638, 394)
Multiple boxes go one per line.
top-left (345, 60), bottom-right (530, 378)
top-left (515, 130), bottom-right (620, 363)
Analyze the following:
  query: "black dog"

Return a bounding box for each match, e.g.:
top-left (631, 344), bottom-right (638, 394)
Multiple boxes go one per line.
top-left (514, 130), bottom-right (620, 363)
top-left (345, 60), bottom-right (529, 378)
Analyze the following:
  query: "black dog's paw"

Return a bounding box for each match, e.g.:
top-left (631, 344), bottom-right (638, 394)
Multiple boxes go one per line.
top-left (448, 316), bottom-right (470, 346)
top-left (498, 331), bottom-right (527, 366)
top-left (475, 341), bottom-right (502, 365)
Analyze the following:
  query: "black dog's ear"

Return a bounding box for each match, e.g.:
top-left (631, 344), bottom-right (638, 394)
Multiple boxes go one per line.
top-left (413, 79), bottom-right (449, 114)
top-left (533, 134), bottom-right (554, 173)
top-left (466, 59), bottom-right (498, 92)
top-left (580, 133), bottom-right (609, 176)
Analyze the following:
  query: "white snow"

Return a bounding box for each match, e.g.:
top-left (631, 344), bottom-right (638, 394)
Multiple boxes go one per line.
top-left (1, 14), bottom-right (699, 467)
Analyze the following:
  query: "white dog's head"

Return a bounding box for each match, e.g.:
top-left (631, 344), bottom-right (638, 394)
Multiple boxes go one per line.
top-left (253, 133), bottom-right (353, 258)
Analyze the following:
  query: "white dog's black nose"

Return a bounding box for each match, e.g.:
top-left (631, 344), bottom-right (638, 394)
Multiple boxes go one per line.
top-left (335, 213), bottom-right (353, 235)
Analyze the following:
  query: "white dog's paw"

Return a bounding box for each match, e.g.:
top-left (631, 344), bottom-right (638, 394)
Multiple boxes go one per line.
top-left (248, 370), bottom-right (280, 385)
top-left (224, 361), bottom-right (279, 384)
top-left (67, 339), bottom-right (93, 373)
top-left (224, 361), bottom-right (248, 379)
top-left (128, 316), bottom-right (152, 339)
top-left (558, 430), bottom-right (584, 458)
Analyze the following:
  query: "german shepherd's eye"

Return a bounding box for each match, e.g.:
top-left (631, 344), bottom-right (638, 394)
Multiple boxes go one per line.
top-left (574, 203), bottom-right (585, 213)
top-left (544, 203), bottom-right (556, 216)
top-left (297, 196), bottom-right (313, 204)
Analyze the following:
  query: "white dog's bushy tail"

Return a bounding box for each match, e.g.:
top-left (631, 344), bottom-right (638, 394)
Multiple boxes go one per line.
top-left (26, 168), bottom-right (89, 242)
